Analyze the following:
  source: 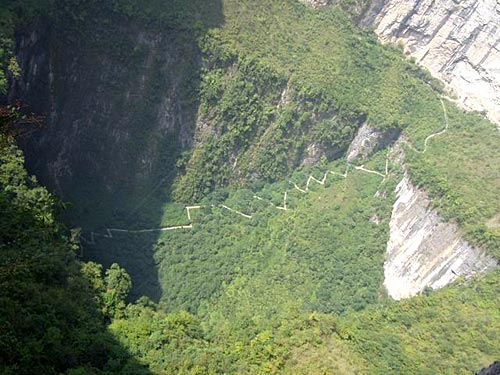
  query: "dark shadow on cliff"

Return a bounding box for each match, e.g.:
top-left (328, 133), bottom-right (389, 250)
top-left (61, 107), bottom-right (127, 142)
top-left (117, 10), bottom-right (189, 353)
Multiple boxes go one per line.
top-left (10, 0), bottom-right (224, 301)
top-left (0, 135), bottom-right (152, 374)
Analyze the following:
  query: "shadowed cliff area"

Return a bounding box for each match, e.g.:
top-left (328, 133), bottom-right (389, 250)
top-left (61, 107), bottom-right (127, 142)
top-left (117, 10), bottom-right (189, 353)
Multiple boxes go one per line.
top-left (9, 0), bottom-right (224, 300)
top-left (0, 135), bottom-right (153, 374)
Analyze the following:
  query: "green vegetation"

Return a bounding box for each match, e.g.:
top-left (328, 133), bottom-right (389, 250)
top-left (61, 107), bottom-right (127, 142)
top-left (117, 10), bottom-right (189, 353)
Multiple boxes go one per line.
top-left (169, 0), bottom-right (445, 202)
top-left (343, 270), bottom-right (500, 373)
top-left (0, 134), bottom-right (150, 374)
top-left (161, 155), bottom-right (393, 315)
top-left (406, 103), bottom-right (500, 257)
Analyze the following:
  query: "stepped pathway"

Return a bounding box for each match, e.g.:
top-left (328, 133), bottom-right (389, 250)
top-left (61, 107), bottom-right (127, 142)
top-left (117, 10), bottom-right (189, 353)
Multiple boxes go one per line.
top-left (81, 159), bottom-right (387, 245)
top-left (220, 204), bottom-right (253, 219)
top-left (81, 98), bottom-right (450, 245)
top-left (253, 192), bottom-right (288, 211)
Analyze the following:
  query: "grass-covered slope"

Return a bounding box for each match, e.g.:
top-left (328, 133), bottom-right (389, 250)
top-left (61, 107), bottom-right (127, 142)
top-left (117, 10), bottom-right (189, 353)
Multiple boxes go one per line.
top-left (406, 103), bottom-right (500, 256)
top-left (157, 154), bottom-right (393, 315)
top-left (166, 0), bottom-right (499, 258)
top-left (342, 269), bottom-right (500, 374)
top-left (175, 0), bottom-right (499, 251)
top-left (172, 0), bottom-right (443, 200)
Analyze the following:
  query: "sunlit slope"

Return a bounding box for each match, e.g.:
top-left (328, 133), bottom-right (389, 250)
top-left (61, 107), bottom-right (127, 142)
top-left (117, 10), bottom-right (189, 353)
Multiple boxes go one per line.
top-left (156, 152), bottom-right (394, 314)
top-left (406, 104), bottom-right (500, 257)
top-left (171, 0), bottom-right (499, 255)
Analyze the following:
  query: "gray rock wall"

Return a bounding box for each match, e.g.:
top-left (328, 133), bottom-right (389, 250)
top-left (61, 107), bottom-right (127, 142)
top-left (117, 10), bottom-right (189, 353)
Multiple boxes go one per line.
top-left (363, 0), bottom-right (500, 126)
top-left (385, 173), bottom-right (497, 300)
top-left (346, 122), bottom-right (399, 162)
top-left (12, 23), bottom-right (201, 227)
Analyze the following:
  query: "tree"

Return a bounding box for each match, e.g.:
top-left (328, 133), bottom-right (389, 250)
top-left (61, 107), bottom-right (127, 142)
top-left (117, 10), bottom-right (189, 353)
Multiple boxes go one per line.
top-left (103, 263), bottom-right (132, 318)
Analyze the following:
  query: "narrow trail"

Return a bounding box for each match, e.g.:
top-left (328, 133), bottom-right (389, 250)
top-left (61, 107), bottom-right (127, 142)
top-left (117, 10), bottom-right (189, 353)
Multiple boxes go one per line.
top-left (82, 225), bottom-right (194, 245)
top-left (82, 159), bottom-right (388, 245)
top-left (186, 206), bottom-right (202, 221)
top-left (220, 204), bottom-right (253, 219)
top-left (290, 156), bottom-right (388, 194)
top-left (254, 192), bottom-right (288, 211)
top-left (81, 206), bottom-right (200, 245)
top-left (402, 98), bottom-right (449, 154)
top-left (82, 98), bottom-right (450, 245)
top-left (354, 165), bottom-right (385, 178)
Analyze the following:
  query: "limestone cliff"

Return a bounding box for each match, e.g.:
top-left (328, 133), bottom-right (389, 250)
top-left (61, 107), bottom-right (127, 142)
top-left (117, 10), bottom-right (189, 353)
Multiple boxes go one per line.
top-left (362, 0), bottom-right (500, 126)
top-left (346, 122), bottom-right (399, 162)
top-left (385, 173), bottom-right (497, 300)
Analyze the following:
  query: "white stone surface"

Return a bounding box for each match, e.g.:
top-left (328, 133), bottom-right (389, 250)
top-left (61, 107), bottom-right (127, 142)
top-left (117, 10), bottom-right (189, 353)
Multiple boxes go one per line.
top-left (300, 0), bottom-right (330, 9)
top-left (384, 174), bottom-right (497, 300)
top-left (365, 0), bottom-right (500, 125)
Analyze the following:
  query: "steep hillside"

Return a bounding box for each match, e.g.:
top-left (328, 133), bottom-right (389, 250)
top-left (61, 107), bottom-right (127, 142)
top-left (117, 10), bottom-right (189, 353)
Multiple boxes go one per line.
top-left (9, 0), bottom-right (225, 299)
top-left (0, 134), bottom-right (150, 374)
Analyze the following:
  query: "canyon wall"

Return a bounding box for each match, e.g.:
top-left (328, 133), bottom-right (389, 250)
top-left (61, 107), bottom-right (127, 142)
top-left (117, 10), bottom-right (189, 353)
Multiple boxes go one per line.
top-left (357, 0), bottom-right (500, 297)
top-left (385, 173), bottom-right (497, 300)
top-left (9, 14), bottom-right (221, 300)
top-left (362, 0), bottom-right (500, 126)
top-left (11, 24), bottom-right (201, 228)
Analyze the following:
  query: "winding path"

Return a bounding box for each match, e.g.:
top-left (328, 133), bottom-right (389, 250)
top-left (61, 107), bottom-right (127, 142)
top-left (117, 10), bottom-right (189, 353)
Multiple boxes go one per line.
top-left (82, 98), bottom-right (450, 245)
top-left (402, 98), bottom-right (449, 154)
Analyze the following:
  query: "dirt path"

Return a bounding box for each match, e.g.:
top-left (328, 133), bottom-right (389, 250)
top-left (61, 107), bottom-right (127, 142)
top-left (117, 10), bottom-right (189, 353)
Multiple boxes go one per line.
top-left (82, 99), bottom-right (450, 244)
top-left (403, 98), bottom-right (449, 154)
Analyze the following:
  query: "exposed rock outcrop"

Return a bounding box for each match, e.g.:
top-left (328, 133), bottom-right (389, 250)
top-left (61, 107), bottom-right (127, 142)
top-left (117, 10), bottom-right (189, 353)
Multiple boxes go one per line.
top-left (385, 173), bottom-right (497, 300)
top-left (302, 143), bottom-right (324, 167)
top-left (476, 361), bottom-right (500, 375)
top-left (362, 0), bottom-right (500, 126)
top-left (346, 122), bottom-right (399, 162)
top-left (300, 0), bottom-right (330, 9)
top-left (11, 23), bottom-right (202, 226)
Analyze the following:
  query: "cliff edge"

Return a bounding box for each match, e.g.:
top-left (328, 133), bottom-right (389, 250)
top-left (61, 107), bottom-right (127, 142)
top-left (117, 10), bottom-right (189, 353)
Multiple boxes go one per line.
top-left (385, 173), bottom-right (497, 299)
top-left (362, 0), bottom-right (500, 126)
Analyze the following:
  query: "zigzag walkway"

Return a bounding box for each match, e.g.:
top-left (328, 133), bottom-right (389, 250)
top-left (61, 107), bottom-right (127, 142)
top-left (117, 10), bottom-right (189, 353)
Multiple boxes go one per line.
top-left (82, 98), bottom-right (450, 245)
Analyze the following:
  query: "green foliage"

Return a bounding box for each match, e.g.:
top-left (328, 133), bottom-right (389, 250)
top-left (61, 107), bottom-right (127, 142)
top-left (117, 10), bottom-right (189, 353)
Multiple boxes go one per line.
top-left (169, 0), bottom-right (449, 202)
top-left (342, 270), bottom-right (500, 373)
top-left (0, 0), bottom-right (52, 94)
top-left (110, 304), bottom-right (211, 374)
top-left (172, 45), bottom-right (285, 201)
top-left (162, 154), bottom-right (393, 316)
top-left (406, 103), bottom-right (500, 257)
top-left (0, 136), bottom-right (149, 374)
top-left (104, 263), bottom-right (132, 318)
top-left (0, 34), bottom-right (15, 94)
top-left (2, 1), bottom-right (499, 374)
top-left (82, 261), bottom-right (132, 319)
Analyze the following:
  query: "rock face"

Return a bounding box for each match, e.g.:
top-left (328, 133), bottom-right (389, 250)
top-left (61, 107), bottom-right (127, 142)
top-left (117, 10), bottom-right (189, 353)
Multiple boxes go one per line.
top-left (385, 174), bottom-right (497, 300)
top-left (346, 122), bottom-right (399, 162)
top-left (300, 0), bottom-right (330, 9)
top-left (362, 0), bottom-right (500, 125)
top-left (476, 361), bottom-right (500, 375)
top-left (11, 24), bottom-right (201, 226)
top-left (10, 19), bottom-right (213, 301)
